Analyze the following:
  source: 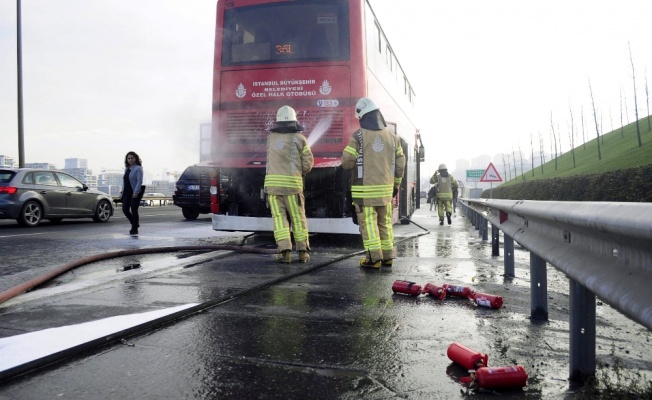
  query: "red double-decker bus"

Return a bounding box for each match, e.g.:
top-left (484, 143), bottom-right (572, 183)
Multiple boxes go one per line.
top-left (209, 0), bottom-right (423, 234)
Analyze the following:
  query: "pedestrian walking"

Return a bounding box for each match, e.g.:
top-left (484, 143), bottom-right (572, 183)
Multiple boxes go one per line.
top-left (430, 164), bottom-right (458, 225)
top-left (341, 97), bottom-right (406, 268)
top-left (122, 151), bottom-right (145, 235)
top-left (427, 183), bottom-right (437, 211)
top-left (264, 105), bottom-right (314, 263)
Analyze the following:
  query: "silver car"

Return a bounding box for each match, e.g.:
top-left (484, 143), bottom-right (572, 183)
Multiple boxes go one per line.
top-left (0, 168), bottom-right (114, 227)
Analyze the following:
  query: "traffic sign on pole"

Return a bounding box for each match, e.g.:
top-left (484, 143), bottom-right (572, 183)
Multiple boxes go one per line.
top-left (480, 162), bottom-right (502, 183)
top-left (466, 169), bottom-right (484, 182)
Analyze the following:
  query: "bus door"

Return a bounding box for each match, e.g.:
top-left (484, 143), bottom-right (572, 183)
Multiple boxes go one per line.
top-left (398, 137), bottom-right (410, 223)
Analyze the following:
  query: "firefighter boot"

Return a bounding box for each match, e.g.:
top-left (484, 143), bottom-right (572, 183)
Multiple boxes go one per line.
top-left (381, 259), bottom-right (393, 267)
top-left (298, 250), bottom-right (310, 263)
top-left (439, 219), bottom-right (444, 225)
top-left (276, 250), bottom-right (291, 264)
top-left (447, 212), bottom-right (452, 225)
top-left (360, 258), bottom-right (381, 269)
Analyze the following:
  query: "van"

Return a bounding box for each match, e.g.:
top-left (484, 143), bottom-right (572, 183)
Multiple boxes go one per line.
top-left (172, 165), bottom-right (216, 220)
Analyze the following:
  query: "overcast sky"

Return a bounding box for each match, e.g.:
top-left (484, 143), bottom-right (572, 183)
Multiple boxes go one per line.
top-left (2, 1), bottom-right (651, 181)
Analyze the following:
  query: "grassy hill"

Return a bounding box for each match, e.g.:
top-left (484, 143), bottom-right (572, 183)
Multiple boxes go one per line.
top-left (502, 116), bottom-right (652, 186)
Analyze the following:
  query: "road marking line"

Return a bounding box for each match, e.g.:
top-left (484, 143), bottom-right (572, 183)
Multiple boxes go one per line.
top-left (0, 232), bottom-right (51, 238)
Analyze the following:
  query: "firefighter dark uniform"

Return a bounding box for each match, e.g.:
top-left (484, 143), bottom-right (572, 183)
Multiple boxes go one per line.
top-left (341, 97), bottom-right (406, 268)
top-left (264, 106), bottom-right (314, 263)
top-left (430, 164), bottom-right (458, 225)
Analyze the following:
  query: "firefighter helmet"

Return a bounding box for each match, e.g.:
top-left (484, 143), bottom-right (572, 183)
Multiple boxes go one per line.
top-left (355, 97), bottom-right (379, 119)
top-left (276, 105), bottom-right (298, 122)
top-left (439, 164), bottom-right (447, 170)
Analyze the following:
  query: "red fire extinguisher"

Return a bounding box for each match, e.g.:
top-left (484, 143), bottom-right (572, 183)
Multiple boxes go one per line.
top-left (461, 365), bottom-right (528, 389)
top-left (391, 280), bottom-right (422, 296)
top-left (444, 284), bottom-right (473, 298)
top-left (470, 292), bottom-right (504, 309)
top-left (447, 342), bottom-right (488, 370)
top-left (423, 282), bottom-right (446, 300)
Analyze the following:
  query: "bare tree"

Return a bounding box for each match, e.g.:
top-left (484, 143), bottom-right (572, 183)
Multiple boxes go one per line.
top-left (581, 106), bottom-right (587, 150)
top-left (538, 130), bottom-right (545, 174)
top-left (600, 113), bottom-right (604, 145)
top-left (517, 142), bottom-right (525, 181)
top-left (569, 104), bottom-right (577, 168)
top-left (511, 147), bottom-right (517, 179)
top-left (620, 86), bottom-right (625, 139)
top-left (558, 122), bottom-right (563, 156)
top-left (646, 69), bottom-right (651, 132)
top-left (629, 42), bottom-right (643, 147)
top-left (530, 132), bottom-right (535, 177)
top-left (504, 153), bottom-right (512, 181)
top-left (589, 78), bottom-right (602, 160)
top-left (550, 112), bottom-right (559, 170)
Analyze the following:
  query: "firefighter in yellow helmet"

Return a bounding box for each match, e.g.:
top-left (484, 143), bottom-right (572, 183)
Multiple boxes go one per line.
top-left (341, 98), bottom-right (406, 268)
top-left (264, 105), bottom-right (314, 263)
top-left (430, 164), bottom-right (458, 225)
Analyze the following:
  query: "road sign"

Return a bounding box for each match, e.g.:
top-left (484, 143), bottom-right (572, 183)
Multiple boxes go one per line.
top-left (466, 169), bottom-right (484, 182)
top-left (480, 162), bottom-right (502, 183)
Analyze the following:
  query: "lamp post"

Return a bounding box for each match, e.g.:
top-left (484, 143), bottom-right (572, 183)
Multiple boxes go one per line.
top-left (17, 0), bottom-right (25, 167)
top-left (415, 130), bottom-right (425, 209)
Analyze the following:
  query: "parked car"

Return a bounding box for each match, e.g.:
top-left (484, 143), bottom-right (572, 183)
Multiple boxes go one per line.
top-left (0, 168), bottom-right (114, 227)
top-left (173, 165), bottom-right (215, 220)
top-left (141, 192), bottom-right (169, 206)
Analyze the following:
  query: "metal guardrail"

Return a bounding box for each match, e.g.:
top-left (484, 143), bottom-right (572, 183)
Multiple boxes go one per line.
top-left (459, 197), bottom-right (652, 380)
top-left (112, 196), bottom-right (173, 206)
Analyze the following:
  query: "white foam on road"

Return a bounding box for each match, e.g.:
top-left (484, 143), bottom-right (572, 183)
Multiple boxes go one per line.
top-left (0, 303), bottom-right (198, 373)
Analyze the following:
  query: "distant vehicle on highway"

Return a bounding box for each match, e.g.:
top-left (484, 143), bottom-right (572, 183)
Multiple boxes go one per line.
top-left (173, 165), bottom-right (215, 220)
top-left (0, 168), bottom-right (114, 227)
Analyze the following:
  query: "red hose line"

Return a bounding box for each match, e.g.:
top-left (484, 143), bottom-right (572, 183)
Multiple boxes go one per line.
top-left (0, 245), bottom-right (276, 305)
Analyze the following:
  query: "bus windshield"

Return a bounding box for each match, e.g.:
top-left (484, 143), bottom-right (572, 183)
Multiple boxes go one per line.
top-left (222, 1), bottom-right (350, 66)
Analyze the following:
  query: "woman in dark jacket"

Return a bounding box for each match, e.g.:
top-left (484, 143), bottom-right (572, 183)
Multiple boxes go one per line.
top-left (122, 151), bottom-right (144, 235)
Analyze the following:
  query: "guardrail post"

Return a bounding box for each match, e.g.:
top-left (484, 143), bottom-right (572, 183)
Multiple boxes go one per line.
top-left (504, 233), bottom-right (514, 277)
top-left (569, 279), bottom-right (596, 381)
top-left (491, 224), bottom-right (499, 256)
top-left (480, 215), bottom-right (489, 242)
top-left (530, 253), bottom-right (548, 320)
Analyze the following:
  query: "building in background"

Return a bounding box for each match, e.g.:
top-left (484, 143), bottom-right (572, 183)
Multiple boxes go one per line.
top-left (97, 168), bottom-right (123, 196)
top-left (65, 158), bottom-right (88, 169)
top-left (63, 158), bottom-right (97, 188)
top-left (0, 155), bottom-right (16, 168)
top-left (147, 180), bottom-right (176, 196)
top-left (200, 123), bottom-right (211, 163)
top-left (25, 163), bottom-right (57, 170)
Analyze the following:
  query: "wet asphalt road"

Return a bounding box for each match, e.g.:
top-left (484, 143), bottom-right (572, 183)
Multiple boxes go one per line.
top-left (0, 205), bottom-right (650, 399)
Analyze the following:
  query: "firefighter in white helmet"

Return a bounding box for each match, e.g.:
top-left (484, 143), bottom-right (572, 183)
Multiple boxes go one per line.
top-left (264, 105), bottom-right (314, 263)
top-left (341, 97), bottom-right (406, 268)
top-left (430, 163), bottom-right (458, 225)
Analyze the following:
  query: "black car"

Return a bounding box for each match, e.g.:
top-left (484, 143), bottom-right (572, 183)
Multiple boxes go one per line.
top-left (0, 168), bottom-right (114, 227)
top-left (172, 165), bottom-right (215, 220)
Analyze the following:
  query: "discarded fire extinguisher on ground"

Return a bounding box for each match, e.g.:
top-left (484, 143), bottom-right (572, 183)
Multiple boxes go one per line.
top-left (391, 280), bottom-right (422, 296)
top-left (444, 284), bottom-right (473, 298)
top-left (470, 291), bottom-right (504, 309)
top-left (460, 365), bottom-right (528, 389)
top-left (447, 342), bottom-right (488, 370)
top-left (423, 282), bottom-right (446, 300)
